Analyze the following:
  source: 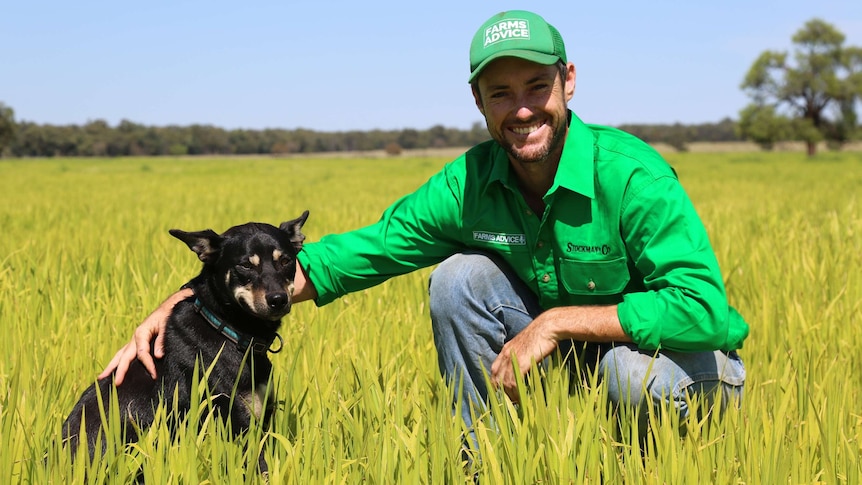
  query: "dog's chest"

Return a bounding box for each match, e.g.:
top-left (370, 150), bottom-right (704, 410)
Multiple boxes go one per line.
top-left (240, 383), bottom-right (270, 418)
top-left (163, 310), bottom-right (272, 386)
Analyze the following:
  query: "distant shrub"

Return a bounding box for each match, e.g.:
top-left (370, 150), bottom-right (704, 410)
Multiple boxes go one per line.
top-left (384, 142), bottom-right (402, 156)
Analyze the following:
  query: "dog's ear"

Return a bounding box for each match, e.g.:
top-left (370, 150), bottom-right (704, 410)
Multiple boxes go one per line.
top-left (279, 210), bottom-right (310, 251)
top-left (169, 229), bottom-right (222, 264)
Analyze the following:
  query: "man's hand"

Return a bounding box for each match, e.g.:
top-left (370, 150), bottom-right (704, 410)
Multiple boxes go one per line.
top-left (490, 305), bottom-right (628, 403)
top-left (490, 316), bottom-right (559, 403)
top-left (99, 289), bottom-right (192, 385)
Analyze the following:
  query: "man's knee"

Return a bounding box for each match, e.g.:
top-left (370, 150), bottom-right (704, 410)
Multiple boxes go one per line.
top-left (429, 252), bottom-right (503, 305)
top-left (600, 345), bottom-right (660, 409)
top-left (430, 252), bottom-right (501, 283)
top-left (599, 345), bottom-right (745, 416)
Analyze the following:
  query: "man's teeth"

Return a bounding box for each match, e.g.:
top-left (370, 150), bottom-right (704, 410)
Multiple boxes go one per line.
top-left (512, 124), bottom-right (542, 135)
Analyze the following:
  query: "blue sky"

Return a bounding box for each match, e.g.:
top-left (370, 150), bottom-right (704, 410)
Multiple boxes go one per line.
top-left (2, 0), bottom-right (860, 132)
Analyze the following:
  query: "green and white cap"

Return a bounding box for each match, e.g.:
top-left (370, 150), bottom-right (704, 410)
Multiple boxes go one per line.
top-left (468, 10), bottom-right (567, 83)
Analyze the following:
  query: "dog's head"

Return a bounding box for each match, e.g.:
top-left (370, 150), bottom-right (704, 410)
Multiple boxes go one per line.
top-left (169, 210), bottom-right (310, 321)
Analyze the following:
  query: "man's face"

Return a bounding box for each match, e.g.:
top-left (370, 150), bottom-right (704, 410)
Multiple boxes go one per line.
top-left (473, 57), bottom-right (575, 166)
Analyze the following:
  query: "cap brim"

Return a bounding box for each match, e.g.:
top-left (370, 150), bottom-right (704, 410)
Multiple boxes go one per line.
top-left (468, 50), bottom-right (561, 83)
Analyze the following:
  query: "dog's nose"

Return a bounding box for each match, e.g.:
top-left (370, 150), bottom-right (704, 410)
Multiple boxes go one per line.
top-left (266, 292), bottom-right (289, 311)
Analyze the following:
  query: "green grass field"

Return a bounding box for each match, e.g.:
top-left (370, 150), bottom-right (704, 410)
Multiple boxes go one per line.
top-left (1, 151), bottom-right (861, 483)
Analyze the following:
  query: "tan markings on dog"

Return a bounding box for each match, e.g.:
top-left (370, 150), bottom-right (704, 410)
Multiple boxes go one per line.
top-left (233, 284), bottom-right (255, 311)
top-left (287, 282), bottom-right (295, 297)
top-left (272, 249), bottom-right (282, 262)
top-left (249, 254), bottom-right (261, 267)
top-left (240, 383), bottom-right (268, 418)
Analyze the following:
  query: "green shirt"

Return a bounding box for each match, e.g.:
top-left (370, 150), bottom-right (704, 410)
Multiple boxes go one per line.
top-left (300, 112), bottom-right (749, 352)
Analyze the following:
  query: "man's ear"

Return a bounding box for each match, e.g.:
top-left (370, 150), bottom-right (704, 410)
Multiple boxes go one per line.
top-left (169, 229), bottom-right (222, 263)
top-left (471, 84), bottom-right (485, 116)
top-left (279, 210), bottom-right (310, 251)
top-left (565, 62), bottom-right (576, 102)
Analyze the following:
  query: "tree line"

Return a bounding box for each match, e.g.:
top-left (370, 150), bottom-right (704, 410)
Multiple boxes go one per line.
top-left (0, 117), bottom-right (495, 158)
top-left (0, 112), bottom-right (745, 158)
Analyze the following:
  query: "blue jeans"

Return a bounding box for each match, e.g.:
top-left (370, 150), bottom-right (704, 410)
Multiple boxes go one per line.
top-left (429, 252), bottom-right (746, 438)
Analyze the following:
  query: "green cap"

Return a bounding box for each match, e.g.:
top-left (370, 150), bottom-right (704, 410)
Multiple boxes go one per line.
top-left (468, 10), bottom-right (567, 83)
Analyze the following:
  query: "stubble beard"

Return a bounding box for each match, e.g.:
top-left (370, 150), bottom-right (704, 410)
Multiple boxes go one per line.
top-left (493, 112), bottom-right (568, 166)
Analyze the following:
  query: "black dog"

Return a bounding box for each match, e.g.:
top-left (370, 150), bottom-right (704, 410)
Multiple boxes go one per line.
top-left (61, 210), bottom-right (309, 472)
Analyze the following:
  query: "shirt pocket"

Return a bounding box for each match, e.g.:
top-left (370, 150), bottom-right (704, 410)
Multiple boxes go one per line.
top-left (559, 256), bottom-right (631, 296)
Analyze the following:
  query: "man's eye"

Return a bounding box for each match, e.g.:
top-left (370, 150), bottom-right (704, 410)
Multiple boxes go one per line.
top-left (532, 83), bottom-right (550, 91)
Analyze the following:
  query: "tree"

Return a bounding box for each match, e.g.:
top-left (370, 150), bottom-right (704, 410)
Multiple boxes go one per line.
top-left (0, 102), bottom-right (16, 156)
top-left (740, 18), bottom-right (862, 156)
top-left (736, 105), bottom-right (793, 150)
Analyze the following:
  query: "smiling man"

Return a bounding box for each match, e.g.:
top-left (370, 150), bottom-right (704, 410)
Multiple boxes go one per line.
top-left (104, 9), bottom-right (748, 455)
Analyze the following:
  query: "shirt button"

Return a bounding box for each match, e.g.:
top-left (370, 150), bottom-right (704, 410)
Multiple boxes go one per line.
top-left (537, 240), bottom-right (544, 248)
top-left (541, 273), bottom-right (551, 283)
top-left (587, 280), bottom-right (596, 291)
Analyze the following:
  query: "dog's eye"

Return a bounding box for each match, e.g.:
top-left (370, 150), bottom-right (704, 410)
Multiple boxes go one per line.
top-left (238, 262), bottom-right (254, 270)
top-left (278, 256), bottom-right (292, 267)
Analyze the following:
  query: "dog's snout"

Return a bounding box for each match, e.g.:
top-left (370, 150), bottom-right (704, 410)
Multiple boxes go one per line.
top-left (266, 292), bottom-right (289, 311)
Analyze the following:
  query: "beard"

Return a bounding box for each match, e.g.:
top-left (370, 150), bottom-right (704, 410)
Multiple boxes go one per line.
top-left (491, 111), bottom-right (569, 165)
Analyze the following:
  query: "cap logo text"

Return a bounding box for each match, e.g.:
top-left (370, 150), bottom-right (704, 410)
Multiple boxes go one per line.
top-left (484, 19), bottom-right (530, 47)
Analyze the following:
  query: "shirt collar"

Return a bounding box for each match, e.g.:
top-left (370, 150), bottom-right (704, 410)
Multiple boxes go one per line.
top-left (486, 110), bottom-right (596, 199)
top-left (552, 111), bottom-right (596, 199)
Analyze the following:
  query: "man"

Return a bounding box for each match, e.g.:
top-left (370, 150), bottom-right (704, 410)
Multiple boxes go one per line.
top-left (103, 10), bottom-right (747, 442)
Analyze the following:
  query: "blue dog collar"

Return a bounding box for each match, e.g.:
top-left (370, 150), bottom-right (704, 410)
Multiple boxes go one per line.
top-left (193, 298), bottom-right (283, 355)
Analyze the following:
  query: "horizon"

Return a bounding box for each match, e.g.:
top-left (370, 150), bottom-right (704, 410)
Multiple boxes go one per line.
top-left (6, 115), bottom-right (743, 133)
top-left (2, 1), bottom-right (860, 132)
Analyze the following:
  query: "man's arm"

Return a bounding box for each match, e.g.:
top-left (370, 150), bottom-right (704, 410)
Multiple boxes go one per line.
top-left (291, 259), bottom-right (318, 303)
top-left (616, 177), bottom-right (748, 352)
top-left (99, 288), bottom-right (192, 385)
top-left (489, 305), bottom-right (629, 402)
top-left (101, 259), bottom-right (319, 385)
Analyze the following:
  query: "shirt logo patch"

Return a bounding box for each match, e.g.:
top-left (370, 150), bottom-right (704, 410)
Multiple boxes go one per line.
top-left (484, 19), bottom-right (530, 47)
top-left (473, 231), bottom-right (527, 246)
